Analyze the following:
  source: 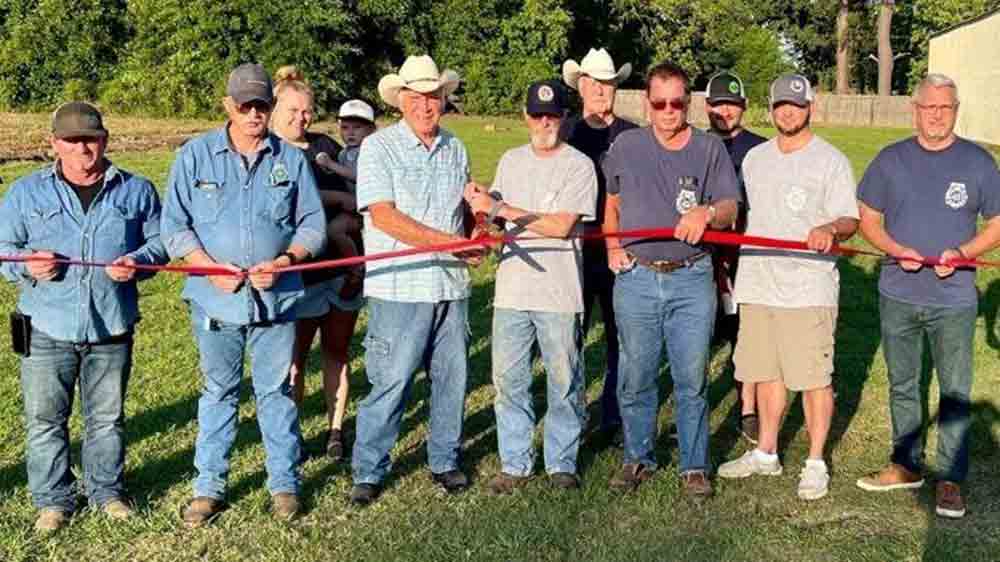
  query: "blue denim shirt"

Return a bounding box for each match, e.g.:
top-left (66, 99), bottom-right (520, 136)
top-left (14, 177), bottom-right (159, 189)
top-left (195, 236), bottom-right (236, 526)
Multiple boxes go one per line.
top-left (160, 126), bottom-right (326, 325)
top-left (0, 163), bottom-right (168, 343)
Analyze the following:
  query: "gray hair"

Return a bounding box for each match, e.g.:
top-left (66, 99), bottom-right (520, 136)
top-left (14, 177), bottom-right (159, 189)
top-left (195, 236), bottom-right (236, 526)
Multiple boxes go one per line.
top-left (913, 73), bottom-right (960, 104)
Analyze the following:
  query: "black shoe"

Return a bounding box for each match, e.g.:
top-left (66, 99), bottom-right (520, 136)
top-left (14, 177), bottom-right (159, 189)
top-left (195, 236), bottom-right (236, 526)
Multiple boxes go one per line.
top-left (326, 429), bottom-right (345, 462)
top-left (349, 483), bottom-right (381, 506)
top-left (549, 472), bottom-right (580, 491)
top-left (431, 470), bottom-right (470, 494)
top-left (739, 414), bottom-right (759, 445)
top-left (600, 424), bottom-right (624, 448)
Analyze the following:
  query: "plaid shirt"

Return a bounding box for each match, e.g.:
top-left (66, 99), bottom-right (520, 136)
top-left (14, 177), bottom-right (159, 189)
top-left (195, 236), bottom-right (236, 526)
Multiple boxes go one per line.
top-left (356, 121), bottom-right (471, 303)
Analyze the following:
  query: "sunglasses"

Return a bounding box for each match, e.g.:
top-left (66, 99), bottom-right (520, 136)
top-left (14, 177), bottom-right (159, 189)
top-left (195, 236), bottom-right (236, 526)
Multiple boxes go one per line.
top-left (236, 100), bottom-right (273, 114)
top-left (649, 97), bottom-right (688, 111)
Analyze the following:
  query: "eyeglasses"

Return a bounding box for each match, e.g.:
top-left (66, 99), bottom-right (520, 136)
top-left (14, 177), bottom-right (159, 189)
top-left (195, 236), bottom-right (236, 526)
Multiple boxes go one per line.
top-left (649, 97), bottom-right (688, 111)
top-left (915, 103), bottom-right (957, 113)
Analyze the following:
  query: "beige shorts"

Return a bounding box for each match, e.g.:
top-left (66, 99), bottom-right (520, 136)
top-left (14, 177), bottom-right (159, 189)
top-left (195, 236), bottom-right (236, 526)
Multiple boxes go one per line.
top-left (733, 304), bottom-right (837, 391)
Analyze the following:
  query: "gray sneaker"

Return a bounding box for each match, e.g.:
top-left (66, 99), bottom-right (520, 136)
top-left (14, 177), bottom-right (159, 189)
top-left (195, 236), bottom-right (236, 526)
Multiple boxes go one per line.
top-left (797, 462), bottom-right (830, 500)
top-left (718, 450), bottom-right (783, 479)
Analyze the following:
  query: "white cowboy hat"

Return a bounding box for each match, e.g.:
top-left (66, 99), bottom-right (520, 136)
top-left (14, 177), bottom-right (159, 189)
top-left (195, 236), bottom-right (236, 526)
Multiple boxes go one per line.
top-left (562, 48), bottom-right (632, 90)
top-left (378, 55), bottom-right (461, 108)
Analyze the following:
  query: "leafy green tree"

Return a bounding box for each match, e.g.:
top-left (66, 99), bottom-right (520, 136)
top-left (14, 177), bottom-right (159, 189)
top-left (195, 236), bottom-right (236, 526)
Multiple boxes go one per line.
top-left (0, 0), bottom-right (129, 109)
top-left (100, 0), bottom-right (355, 117)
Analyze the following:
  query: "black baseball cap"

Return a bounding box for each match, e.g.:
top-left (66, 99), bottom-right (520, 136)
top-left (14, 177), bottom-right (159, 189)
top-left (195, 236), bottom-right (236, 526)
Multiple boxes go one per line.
top-left (51, 101), bottom-right (107, 139)
top-left (706, 71), bottom-right (746, 104)
top-left (227, 63), bottom-right (274, 106)
top-left (525, 80), bottom-right (567, 116)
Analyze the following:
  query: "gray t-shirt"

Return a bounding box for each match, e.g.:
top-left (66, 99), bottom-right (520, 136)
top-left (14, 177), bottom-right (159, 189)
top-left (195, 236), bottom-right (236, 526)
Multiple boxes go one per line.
top-left (602, 127), bottom-right (742, 261)
top-left (858, 137), bottom-right (1000, 308)
top-left (492, 144), bottom-right (598, 313)
top-left (734, 135), bottom-right (859, 308)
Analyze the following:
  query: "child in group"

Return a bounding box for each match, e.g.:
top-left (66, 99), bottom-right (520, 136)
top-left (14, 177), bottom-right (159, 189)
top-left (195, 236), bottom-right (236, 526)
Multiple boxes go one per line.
top-left (315, 99), bottom-right (376, 298)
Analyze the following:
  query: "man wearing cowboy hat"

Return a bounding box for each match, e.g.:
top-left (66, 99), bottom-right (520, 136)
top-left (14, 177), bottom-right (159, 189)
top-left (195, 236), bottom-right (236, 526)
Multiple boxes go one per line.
top-left (350, 54), bottom-right (481, 505)
top-left (560, 47), bottom-right (639, 442)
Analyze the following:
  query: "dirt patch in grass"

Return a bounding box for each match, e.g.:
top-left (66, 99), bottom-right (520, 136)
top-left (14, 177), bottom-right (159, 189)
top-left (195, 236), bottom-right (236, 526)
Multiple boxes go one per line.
top-left (0, 112), bottom-right (345, 164)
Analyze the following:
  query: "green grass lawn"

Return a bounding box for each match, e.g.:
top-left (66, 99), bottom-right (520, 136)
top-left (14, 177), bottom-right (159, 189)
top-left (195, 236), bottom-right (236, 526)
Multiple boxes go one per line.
top-left (0, 116), bottom-right (998, 562)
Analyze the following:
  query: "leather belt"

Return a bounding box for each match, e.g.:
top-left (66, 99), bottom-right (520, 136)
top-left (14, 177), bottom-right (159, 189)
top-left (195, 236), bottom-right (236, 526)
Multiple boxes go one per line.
top-left (629, 251), bottom-right (709, 273)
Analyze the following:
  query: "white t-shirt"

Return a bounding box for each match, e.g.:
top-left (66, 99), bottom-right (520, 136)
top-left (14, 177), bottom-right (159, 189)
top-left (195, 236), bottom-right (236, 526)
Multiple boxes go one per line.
top-left (492, 144), bottom-right (597, 313)
top-left (734, 135), bottom-right (859, 308)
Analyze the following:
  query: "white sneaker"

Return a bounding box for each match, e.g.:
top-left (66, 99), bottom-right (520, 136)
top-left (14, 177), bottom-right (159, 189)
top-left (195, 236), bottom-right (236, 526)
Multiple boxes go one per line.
top-left (718, 450), bottom-right (783, 479)
top-left (798, 461), bottom-right (830, 500)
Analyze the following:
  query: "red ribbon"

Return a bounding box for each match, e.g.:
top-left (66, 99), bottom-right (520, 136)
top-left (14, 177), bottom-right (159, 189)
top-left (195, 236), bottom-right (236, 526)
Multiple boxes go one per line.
top-left (3, 228), bottom-right (997, 277)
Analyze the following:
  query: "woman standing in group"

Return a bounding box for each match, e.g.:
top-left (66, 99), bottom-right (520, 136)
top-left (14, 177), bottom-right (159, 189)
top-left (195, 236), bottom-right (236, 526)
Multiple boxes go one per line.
top-left (271, 66), bottom-right (364, 460)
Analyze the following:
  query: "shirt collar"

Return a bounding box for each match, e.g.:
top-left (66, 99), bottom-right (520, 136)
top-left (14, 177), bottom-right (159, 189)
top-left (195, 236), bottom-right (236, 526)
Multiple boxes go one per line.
top-left (213, 123), bottom-right (278, 155)
top-left (47, 159), bottom-right (120, 185)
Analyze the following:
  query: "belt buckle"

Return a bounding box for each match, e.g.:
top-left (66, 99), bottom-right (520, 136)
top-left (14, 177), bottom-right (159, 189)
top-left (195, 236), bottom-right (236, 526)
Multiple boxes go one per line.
top-left (649, 260), bottom-right (681, 273)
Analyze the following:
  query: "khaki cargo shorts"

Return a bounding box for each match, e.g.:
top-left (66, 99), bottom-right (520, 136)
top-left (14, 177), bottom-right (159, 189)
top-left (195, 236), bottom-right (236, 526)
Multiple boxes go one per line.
top-left (733, 304), bottom-right (837, 391)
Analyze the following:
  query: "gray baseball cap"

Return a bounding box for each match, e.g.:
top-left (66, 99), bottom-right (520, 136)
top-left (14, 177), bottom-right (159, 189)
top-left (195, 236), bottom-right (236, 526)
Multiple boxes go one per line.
top-left (769, 73), bottom-right (814, 107)
top-left (227, 63), bottom-right (273, 106)
top-left (51, 101), bottom-right (107, 139)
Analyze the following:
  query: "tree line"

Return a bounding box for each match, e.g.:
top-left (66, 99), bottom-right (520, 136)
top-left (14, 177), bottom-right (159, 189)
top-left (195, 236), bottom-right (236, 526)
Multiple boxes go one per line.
top-left (0, 0), bottom-right (995, 118)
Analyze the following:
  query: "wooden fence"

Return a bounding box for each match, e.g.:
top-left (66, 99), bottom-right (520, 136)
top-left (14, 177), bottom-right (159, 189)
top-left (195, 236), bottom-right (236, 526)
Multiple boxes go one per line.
top-left (613, 90), bottom-right (912, 129)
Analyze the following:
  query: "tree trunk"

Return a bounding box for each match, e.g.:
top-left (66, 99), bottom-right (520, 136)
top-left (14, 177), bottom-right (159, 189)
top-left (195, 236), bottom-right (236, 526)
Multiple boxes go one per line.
top-left (836, 0), bottom-right (850, 94)
top-left (877, 0), bottom-right (894, 96)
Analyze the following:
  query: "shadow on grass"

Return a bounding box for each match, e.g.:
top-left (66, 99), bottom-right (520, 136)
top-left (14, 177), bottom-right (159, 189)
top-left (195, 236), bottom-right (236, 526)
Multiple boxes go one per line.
top-left (303, 275), bottom-right (498, 498)
top-left (979, 279), bottom-right (1000, 351)
top-left (921, 401), bottom-right (1000, 561)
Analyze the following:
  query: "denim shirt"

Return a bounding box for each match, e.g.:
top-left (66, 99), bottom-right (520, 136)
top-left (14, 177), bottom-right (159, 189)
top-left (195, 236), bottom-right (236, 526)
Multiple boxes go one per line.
top-left (160, 126), bottom-right (326, 325)
top-left (0, 163), bottom-right (168, 343)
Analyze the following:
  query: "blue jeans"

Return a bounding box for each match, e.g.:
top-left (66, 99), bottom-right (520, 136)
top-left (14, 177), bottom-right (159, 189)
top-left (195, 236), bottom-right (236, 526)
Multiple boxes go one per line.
top-left (352, 298), bottom-right (469, 485)
top-left (21, 329), bottom-right (132, 511)
top-left (880, 295), bottom-right (976, 482)
top-left (582, 245), bottom-right (620, 429)
top-left (189, 304), bottom-right (302, 499)
top-left (613, 259), bottom-right (716, 472)
top-left (492, 308), bottom-right (584, 476)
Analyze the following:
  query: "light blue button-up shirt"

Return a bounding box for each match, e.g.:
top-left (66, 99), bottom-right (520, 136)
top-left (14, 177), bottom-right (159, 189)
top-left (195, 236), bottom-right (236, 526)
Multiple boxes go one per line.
top-left (0, 163), bottom-right (168, 343)
top-left (160, 126), bottom-right (326, 325)
top-left (356, 120), bottom-right (471, 303)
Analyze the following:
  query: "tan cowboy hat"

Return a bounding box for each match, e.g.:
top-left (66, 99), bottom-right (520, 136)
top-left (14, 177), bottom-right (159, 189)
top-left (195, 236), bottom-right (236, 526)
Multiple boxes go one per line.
top-left (378, 55), bottom-right (461, 108)
top-left (562, 48), bottom-right (632, 90)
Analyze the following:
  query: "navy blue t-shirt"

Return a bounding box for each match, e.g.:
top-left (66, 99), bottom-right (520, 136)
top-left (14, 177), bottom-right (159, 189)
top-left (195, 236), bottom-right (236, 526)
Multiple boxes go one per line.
top-left (722, 128), bottom-right (768, 180)
top-left (560, 115), bottom-right (639, 225)
top-left (603, 127), bottom-right (742, 261)
top-left (858, 137), bottom-right (1000, 307)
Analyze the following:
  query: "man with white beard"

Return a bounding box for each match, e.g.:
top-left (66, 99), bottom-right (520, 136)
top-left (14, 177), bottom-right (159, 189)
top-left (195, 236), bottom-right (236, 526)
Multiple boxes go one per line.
top-left (465, 79), bottom-right (598, 493)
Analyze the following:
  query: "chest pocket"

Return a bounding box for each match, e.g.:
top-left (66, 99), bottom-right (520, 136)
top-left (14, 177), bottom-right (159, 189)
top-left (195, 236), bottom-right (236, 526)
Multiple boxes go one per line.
top-left (103, 204), bottom-right (140, 252)
top-left (27, 207), bottom-right (64, 243)
top-left (268, 183), bottom-right (297, 224)
top-left (191, 179), bottom-right (223, 224)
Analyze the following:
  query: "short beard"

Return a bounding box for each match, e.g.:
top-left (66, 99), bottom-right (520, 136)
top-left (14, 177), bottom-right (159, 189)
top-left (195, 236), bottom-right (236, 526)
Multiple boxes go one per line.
top-left (530, 130), bottom-right (559, 151)
top-left (776, 112), bottom-right (811, 137)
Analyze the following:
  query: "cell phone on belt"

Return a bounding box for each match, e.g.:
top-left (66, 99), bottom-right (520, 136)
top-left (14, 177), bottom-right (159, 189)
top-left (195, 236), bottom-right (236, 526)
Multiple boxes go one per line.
top-left (10, 311), bottom-right (31, 357)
